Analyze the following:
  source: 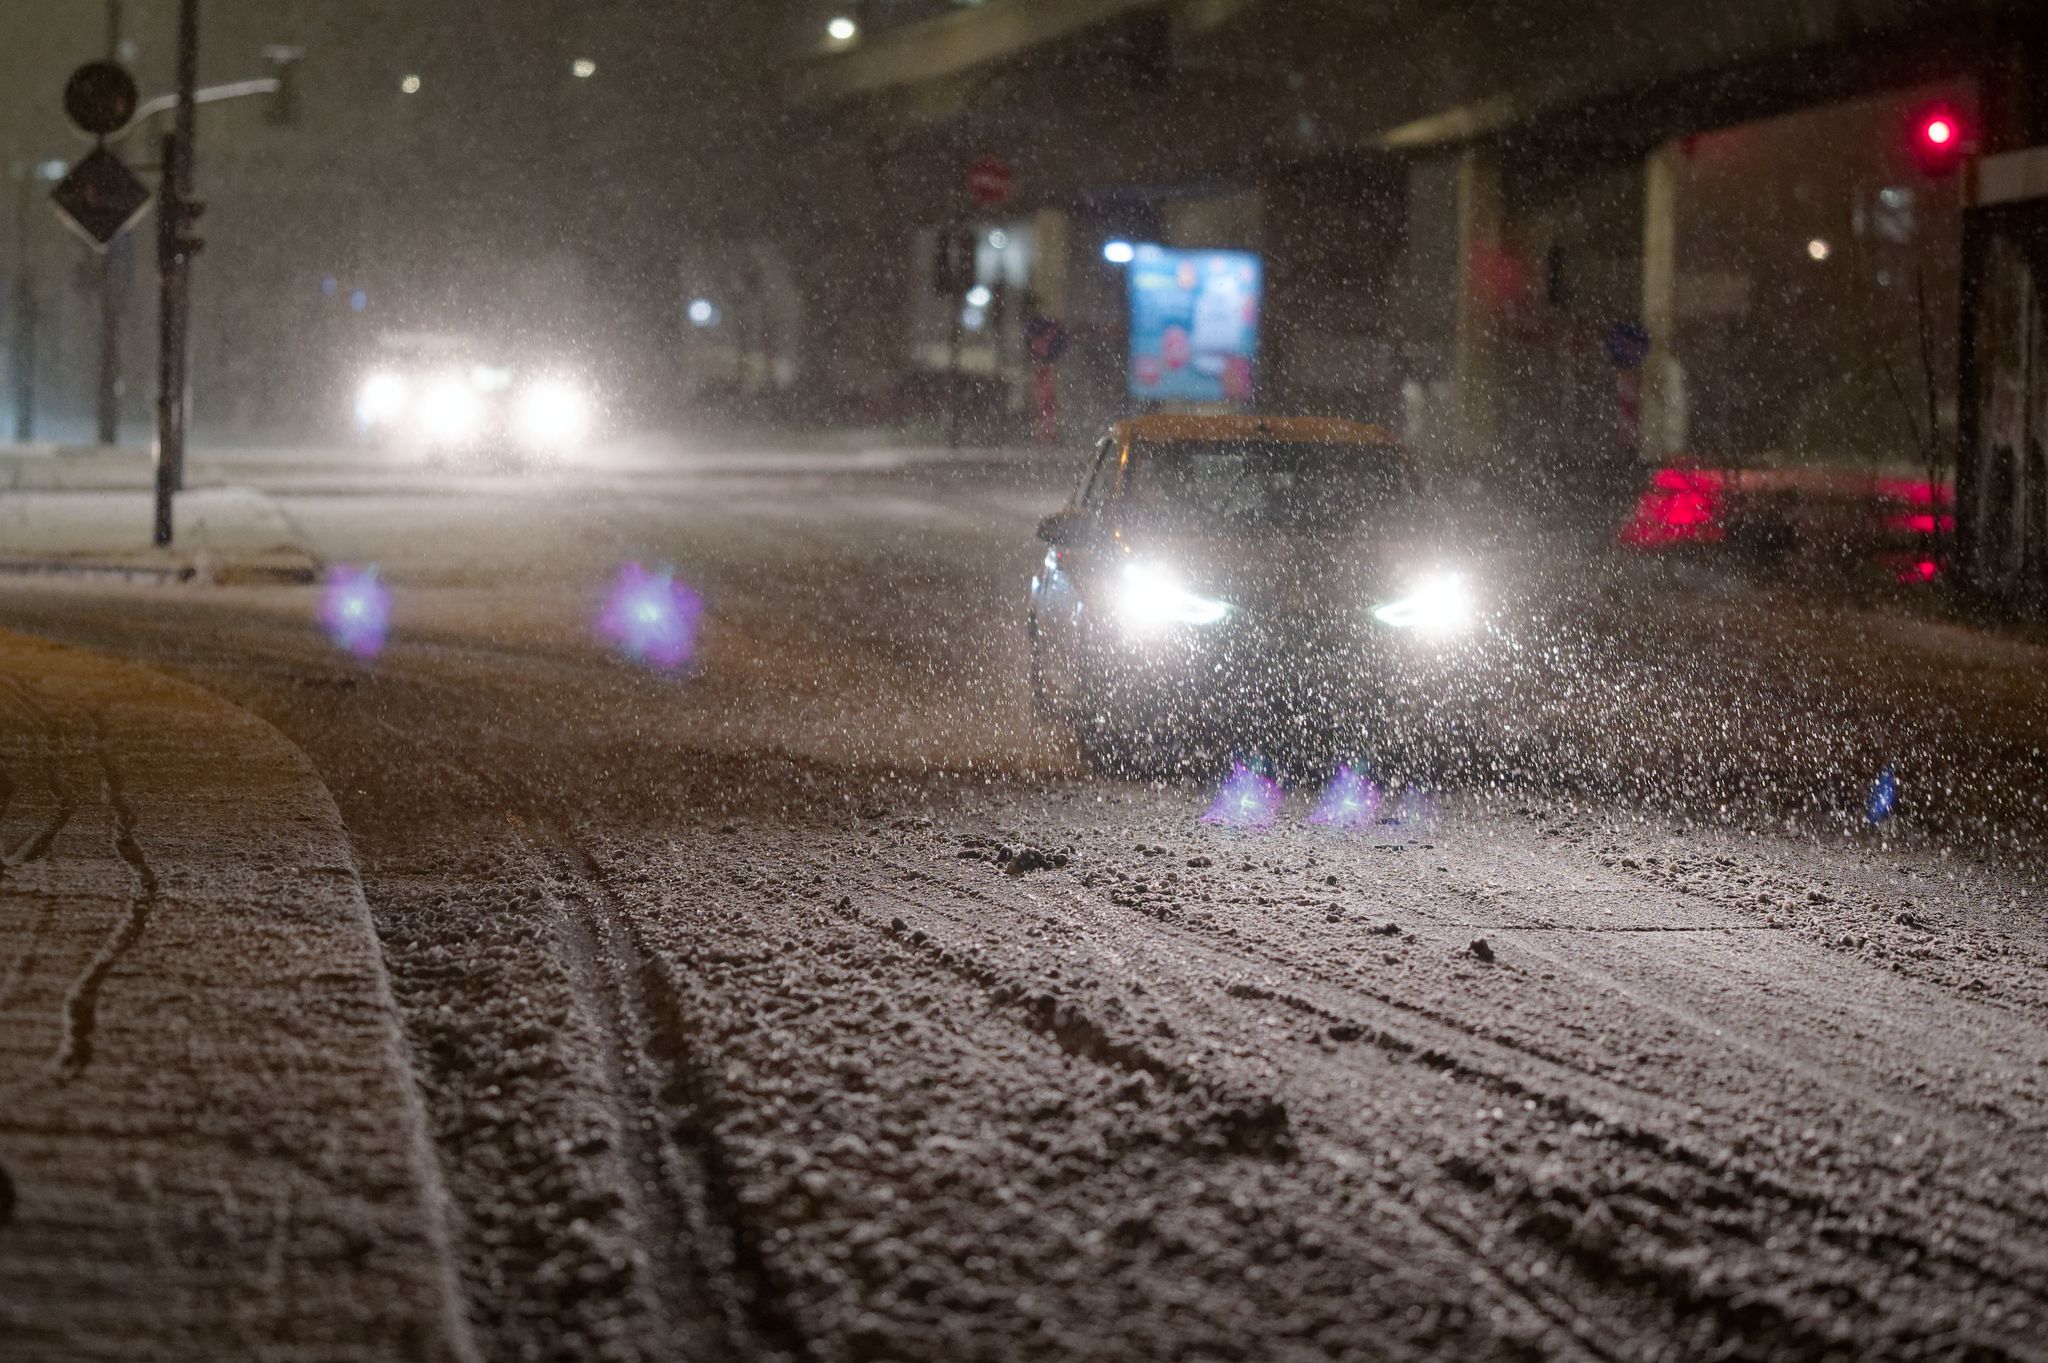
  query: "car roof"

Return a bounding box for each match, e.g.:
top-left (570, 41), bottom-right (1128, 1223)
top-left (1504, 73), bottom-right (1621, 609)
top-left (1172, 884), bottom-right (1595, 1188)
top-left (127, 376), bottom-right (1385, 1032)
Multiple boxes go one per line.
top-left (1110, 413), bottom-right (1401, 447)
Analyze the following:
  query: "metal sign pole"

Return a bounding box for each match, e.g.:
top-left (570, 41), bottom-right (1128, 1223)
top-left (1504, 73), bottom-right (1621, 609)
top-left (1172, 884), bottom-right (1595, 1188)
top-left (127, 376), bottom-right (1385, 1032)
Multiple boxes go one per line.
top-left (11, 168), bottom-right (37, 443)
top-left (153, 0), bottom-right (197, 546)
top-left (96, 0), bottom-right (124, 446)
top-left (945, 277), bottom-right (965, 450)
top-left (153, 130), bottom-right (182, 546)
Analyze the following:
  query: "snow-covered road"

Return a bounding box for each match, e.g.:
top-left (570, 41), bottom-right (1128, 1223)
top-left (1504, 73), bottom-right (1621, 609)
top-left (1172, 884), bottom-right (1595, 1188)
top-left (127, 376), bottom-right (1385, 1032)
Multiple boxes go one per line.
top-left (3, 439), bottom-right (2044, 1361)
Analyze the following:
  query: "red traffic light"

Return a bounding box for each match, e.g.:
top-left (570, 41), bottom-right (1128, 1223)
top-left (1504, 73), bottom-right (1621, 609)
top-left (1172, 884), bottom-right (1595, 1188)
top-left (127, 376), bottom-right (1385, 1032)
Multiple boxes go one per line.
top-left (1900, 105), bottom-right (1966, 174)
top-left (1907, 106), bottom-right (1971, 176)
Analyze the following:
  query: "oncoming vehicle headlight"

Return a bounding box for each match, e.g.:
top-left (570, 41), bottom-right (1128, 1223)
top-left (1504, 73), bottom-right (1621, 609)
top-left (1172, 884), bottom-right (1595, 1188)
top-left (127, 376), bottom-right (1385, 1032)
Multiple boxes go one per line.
top-left (1372, 571), bottom-right (1476, 636)
top-left (419, 373), bottom-right (485, 446)
top-left (514, 378), bottom-right (592, 450)
top-left (356, 371), bottom-right (408, 427)
top-left (1117, 563), bottom-right (1230, 632)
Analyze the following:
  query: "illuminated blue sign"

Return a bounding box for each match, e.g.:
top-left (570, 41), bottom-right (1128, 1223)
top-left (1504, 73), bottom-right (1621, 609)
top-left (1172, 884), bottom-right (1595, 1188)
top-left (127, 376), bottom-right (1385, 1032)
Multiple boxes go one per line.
top-left (1126, 245), bottom-right (1262, 405)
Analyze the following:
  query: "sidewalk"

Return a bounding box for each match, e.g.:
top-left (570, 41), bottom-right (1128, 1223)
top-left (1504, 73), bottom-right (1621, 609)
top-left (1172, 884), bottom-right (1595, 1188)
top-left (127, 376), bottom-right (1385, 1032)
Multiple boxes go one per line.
top-left (0, 444), bottom-right (318, 583)
top-left (0, 631), bottom-right (476, 1362)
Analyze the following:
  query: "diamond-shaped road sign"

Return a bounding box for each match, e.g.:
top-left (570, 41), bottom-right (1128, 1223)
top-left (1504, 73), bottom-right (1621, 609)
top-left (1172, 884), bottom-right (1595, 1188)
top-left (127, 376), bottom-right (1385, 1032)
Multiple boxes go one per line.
top-left (51, 145), bottom-right (153, 249)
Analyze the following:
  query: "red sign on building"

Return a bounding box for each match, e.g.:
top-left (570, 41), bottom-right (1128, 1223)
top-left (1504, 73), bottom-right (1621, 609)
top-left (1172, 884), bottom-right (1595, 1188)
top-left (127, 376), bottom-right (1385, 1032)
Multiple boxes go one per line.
top-left (965, 155), bottom-right (1014, 208)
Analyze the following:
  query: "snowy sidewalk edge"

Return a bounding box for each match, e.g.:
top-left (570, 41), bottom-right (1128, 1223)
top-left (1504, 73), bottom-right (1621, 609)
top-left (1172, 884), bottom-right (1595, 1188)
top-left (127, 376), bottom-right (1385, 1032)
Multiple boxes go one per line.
top-left (0, 480), bottom-right (323, 585)
top-left (0, 631), bottom-right (477, 1362)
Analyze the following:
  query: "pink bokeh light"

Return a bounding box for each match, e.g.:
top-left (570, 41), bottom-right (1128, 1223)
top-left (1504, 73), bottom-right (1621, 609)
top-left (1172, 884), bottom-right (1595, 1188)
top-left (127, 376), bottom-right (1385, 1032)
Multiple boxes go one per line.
top-left (1201, 762), bottom-right (1285, 829)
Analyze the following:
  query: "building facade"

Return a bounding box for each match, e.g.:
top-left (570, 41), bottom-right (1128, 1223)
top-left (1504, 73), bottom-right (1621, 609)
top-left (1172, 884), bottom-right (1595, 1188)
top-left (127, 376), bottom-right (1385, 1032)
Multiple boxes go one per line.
top-left (770, 0), bottom-right (2037, 542)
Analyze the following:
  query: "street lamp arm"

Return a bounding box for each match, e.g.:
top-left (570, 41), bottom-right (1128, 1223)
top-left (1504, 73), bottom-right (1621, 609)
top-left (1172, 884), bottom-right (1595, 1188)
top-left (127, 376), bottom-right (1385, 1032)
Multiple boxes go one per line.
top-left (113, 77), bottom-right (280, 142)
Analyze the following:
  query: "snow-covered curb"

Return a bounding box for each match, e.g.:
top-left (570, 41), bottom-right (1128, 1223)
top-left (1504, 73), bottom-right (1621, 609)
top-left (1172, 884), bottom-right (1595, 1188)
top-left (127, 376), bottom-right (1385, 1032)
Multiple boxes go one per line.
top-left (0, 485), bottom-right (320, 584)
top-left (0, 631), bottom-right (476, 1362)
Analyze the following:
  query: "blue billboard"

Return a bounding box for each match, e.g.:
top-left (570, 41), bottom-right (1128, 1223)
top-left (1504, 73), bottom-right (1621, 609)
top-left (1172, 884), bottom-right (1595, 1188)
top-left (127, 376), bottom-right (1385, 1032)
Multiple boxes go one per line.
top-left (1126, 245), bottom-right (1263, 405)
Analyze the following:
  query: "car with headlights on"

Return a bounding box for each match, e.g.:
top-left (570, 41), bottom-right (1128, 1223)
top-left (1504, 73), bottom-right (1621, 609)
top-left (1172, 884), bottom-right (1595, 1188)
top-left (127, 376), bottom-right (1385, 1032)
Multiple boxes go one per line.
top-left (1027, 413), bottom-right (1489, 774)
top-left (353, 332), bottom-right (596, 467)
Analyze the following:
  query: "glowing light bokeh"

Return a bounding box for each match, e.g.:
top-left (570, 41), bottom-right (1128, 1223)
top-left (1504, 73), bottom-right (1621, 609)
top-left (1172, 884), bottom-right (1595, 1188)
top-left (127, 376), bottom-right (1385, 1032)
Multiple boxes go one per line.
top-left (1619, 466), bottom-right (1727, 547)
top-left (419, 373), bottom-right (484, 445)
top-left (1309, 765), bottom-right (1383, 829)
top-left (1371, 572), bottom-right (1475, 636)
top-left (1118, 562), bottom-right (1229, 631)
top-left (514, 378), bottom-right (592, 451)
top-left (1201, 762), bottom-right (1285, 829)
top-left (598, 563), bottom-right (703, 670)
top-left (1876, 477), bottom-right (1951, 508)
top-left (1867, 765), bottom-right (1899, 826)
top-left (356, 371), bottom-right (407, 427)
top-left (319, 564), bottom-right (392, 658)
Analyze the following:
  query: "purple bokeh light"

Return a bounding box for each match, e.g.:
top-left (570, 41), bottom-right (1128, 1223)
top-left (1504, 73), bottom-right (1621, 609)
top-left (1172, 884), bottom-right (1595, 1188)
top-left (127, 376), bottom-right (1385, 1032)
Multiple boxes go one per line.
top-left (1201, 761), bottom-right (1285, 829)
top-left (1309, 764), bottom-right (1383, 829)
top-left (598, 562), bottom-right (704, 670)
top-left (319, 564), bottom-right (392, 658)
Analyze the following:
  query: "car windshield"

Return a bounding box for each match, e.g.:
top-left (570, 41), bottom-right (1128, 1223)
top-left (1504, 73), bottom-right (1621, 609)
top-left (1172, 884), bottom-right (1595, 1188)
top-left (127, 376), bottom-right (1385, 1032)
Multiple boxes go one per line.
top-left (1121, 440), bottom-right (1411, 532)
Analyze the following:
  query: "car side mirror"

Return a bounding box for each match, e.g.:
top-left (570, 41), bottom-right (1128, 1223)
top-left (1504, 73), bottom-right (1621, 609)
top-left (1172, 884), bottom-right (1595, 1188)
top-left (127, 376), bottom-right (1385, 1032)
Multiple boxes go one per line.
top-left (1037, 511), bottom-right (1084, 545)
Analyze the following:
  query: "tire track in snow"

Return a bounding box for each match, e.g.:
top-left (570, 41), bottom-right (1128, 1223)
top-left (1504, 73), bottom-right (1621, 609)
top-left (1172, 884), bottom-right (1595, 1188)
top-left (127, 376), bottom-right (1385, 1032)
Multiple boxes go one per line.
top-left (0, 672), bottom-right (76, 864)
top-left (613, 828), bottom-right (1566, 1361)
top-left (1560, 821), bottom-right (2048, 1019)
top-left (861, 835), bottom-right (2048, 1354)
top-left (1026, 817), bottom-right (2048, 1190)
top-left (0, 676), bottom-right (79, 1011)
top-left (697, 835), bottom-right (1629, 1361)
top-left (54, 710), bottom-right (159, 1076)
top-left (1068, 833), bottom-right (2048, 1313)
top-left (849, 857), bottom-right (1659, 1359)
top-left (817, 887), bottom-right (1297, 1159)
top-left (850, 878), bottom-right (1634, 1361)
top-left (532, 828), bottom-right (812, 1363)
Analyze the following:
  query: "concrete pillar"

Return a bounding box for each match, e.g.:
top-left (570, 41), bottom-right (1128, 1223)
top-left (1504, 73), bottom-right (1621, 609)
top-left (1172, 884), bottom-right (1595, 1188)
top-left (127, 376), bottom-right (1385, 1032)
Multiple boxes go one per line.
top-left (1956, 17), bottom-right (2048, 592)
top-left (1030, 207), bottom-right (1070, 320)
top-left (1452, 146), bottom-right (1504, 472)
top-left (1062, 201), bottom-right (1159, 436)
top-left (1260, 159), bottom-right (1404, 422)
top-left (1639, 140), bottom-right (1682, 465)
top-left (1949, 21), bottom-right (2048, 585)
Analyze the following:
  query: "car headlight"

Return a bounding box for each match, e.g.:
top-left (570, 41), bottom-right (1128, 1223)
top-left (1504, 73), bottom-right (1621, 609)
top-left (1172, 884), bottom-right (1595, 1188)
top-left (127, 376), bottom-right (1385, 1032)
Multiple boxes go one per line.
top-left (513, 378), bottom-right (591, 450)
top-left (419, 373), bottom-right (485, 446)
top-left (356, 371), bottom-right (408, 426)
top-left (1371, 571), bottom-right (1475, 636)
top-left (1118, 563), bottom-right (1230, 631)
